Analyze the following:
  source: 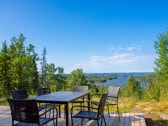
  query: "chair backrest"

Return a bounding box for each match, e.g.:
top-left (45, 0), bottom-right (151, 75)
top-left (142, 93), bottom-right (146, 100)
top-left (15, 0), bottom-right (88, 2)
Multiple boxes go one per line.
top-left (37, 87), bottom-right (50, 96)
top-left (72, 86), bottom-right (88, 92)
top-left (7, 98), bottom-right (39, 124)
top-left (97, 93), bottom-right (108, 117)
top-left (107, 86), bottom-right (120, 100)
top-left (11, 89), bottom-right (28, 99)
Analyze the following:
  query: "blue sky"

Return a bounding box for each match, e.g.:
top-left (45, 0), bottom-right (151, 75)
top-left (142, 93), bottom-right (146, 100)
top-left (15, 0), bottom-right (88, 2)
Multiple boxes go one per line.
top-left (0, 0), bottom-right (168, 73)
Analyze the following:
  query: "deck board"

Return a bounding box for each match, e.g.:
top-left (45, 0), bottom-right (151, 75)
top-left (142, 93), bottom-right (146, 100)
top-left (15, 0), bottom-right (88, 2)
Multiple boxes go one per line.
top-left (0, 106), bottom-right (146, 126)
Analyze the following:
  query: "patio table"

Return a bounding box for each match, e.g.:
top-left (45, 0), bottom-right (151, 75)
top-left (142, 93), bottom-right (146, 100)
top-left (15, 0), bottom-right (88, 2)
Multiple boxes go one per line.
top-left (33, 91), bottom-right (89, 126)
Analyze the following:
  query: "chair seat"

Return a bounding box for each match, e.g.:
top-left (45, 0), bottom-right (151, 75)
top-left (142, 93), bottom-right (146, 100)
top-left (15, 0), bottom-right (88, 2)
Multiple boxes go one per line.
top-left (73, 110), bottom-right (98, 120)
top-left (71, 93), bottom-right (108, 126)
top-left (15, 117), bottom-right (54, 126)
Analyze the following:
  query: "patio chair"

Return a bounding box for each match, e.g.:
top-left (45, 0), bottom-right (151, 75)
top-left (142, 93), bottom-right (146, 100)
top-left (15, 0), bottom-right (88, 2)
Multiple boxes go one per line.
top-left (11, 89), bottom-right (28, 99)
top-left (70, 93), bottom-right (107, 126)
top-left (71, 86), bottom-right (89, 106)
top-left (11, 89), bottom-right (46, 113)
top-left (91, 86), bottom-right (120, 120)
top-left (37, 87), bottom-right (62, 118)
top-left (7, 98), bottom-right (57, 126)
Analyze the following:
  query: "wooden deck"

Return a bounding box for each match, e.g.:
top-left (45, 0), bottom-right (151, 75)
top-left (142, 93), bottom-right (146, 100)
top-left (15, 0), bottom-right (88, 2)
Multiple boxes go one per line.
top-left (57, 112), bottom-right (146, 126)
top-left (0, 106), bottom-right (146, 126)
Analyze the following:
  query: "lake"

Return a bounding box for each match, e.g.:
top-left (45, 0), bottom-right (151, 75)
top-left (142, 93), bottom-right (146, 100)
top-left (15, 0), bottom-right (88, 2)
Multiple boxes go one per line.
top-left (99, 72), bottom-right (153, 87)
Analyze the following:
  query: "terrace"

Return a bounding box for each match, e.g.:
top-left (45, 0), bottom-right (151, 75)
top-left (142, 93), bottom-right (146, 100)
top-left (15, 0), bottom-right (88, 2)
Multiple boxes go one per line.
top-left (0, 106), bottom-right (146, 126)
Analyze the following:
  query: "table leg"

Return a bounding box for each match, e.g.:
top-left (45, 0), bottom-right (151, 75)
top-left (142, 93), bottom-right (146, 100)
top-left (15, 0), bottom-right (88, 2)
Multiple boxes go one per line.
top-left (57, 106), bottom-right (60, 118)
top-left (65, 103), bottom-right (69, 126)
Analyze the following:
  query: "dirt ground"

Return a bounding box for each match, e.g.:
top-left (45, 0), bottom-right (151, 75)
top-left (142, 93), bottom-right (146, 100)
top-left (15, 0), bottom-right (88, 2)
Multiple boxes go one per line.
top-left (144, 112), bottom-right (168, 126)
top-left (131, 108), bottom-right (168, 126)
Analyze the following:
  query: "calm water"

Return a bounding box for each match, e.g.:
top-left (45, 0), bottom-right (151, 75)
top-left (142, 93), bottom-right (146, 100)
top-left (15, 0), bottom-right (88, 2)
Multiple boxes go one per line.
top-left (103, 76), bottom-right (129, 87)
top-left (100, 72), bottom-right (153, 87)
top-left (101, 76), bottom-right (129, 87)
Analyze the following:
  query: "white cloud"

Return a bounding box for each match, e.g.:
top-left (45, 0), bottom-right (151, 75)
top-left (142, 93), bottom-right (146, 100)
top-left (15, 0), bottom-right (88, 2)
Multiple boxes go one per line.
top-left (108, 45), bottom-right (141, 53)
top-left (127, 47), bottom-right (134, 51)
top-left (108, 46), bottom-right (124, 52)
top-left (64, 43), bottom-right (155, 73)
top-left (71, 53), bottom-right (155, 73)
top-left (89, 53), bottom-right (153, 64)
top-left (126, 46), bottom-right (140, 51)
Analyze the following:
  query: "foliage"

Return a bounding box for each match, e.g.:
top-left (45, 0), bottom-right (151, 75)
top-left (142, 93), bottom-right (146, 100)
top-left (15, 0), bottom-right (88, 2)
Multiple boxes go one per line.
top-left (142, 76), bottom-right (160, 101)
top-left (40, 47), bottom-right (47, 87)
top-left (66, 68), bottom-right (87, 90)
top-left (0, 41), bottom-right (11, 96)
top-left (0, 34), bottom-right (67, 97)
top-left (0, 34), bottom-right (39, 96)
top-left (89, 84), bottom-right (108, 95)
top-left (45, 63), bottom-right (66, 91)
top-left (122, 75), bottom-right (142, 99)
top-left (55, 66), bottom-right (66, 91)
top-left (154, 31), bottom-right (168, 80)
top-left (153, 31), bottom-right (168, 101)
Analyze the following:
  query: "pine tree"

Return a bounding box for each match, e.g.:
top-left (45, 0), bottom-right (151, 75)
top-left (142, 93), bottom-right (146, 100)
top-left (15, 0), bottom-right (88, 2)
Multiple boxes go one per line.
top-left (0, 41), bottom-right (11, 96)
top-left (40, 47), bottom-right (47, 87)
top-left (67, 68), bottom-right (87, 90)
top-left (154, 31), bottom-right (168, 99)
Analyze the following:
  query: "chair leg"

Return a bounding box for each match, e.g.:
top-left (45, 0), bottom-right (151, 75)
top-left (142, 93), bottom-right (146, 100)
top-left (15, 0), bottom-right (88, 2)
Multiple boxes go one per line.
top-left (64, 104), bottom-right (66, 119)
top-left (101, 117), bottom-right (103, 125)
top-left (103, 115), bottom-right (106, 126)
top-left (71, 118), bottom-right (73, 126)
top-left (53, 108), bottom-right (55, 126)
top-left (117, 105), bottom-right (120, 121)
top-left (55, 108), bottom-right (58, 126)
top-left (97, 119), bottom-right (99, 126)
top-left (58, 106), bottom-right (60, 118)
top-left (12, 120), bottom-right (14, 126)
top-left (81, 118), bottom-right (84, 125)
top-left (107, 105), bottom-right (110, 117)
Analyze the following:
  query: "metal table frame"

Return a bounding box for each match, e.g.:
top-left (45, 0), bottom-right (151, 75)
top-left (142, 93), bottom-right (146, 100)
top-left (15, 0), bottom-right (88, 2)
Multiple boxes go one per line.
top-left (34, 91), bottom-right (89, 126)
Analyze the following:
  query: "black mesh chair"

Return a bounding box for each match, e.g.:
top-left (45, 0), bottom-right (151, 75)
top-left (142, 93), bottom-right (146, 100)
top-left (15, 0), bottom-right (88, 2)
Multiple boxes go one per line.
top-left (11, 89), bottom-right (28, 99)
top-left (92, 86), bottom-right (120, 120)
top-left (37, 87), bottom-right (62, 118)
top-left (72, 86), bottom-right (88, 92)
top-left (71, 86), bottom-right (89, 106)
top-left (70, 93), bottom-right (107, 126)
top-left (7, 98), bottom-right (57, 126)
top-left (11, 89), bottom-right (46, 113)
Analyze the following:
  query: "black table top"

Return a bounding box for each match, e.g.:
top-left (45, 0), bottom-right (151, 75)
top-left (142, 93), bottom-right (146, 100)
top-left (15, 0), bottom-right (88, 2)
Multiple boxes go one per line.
top-left (33, 91), bottom-right (88, 103)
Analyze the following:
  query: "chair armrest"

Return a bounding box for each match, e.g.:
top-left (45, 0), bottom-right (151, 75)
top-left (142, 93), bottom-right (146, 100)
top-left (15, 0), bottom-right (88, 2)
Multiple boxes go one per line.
top-left (40, 106), bottom-right (57, 117)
